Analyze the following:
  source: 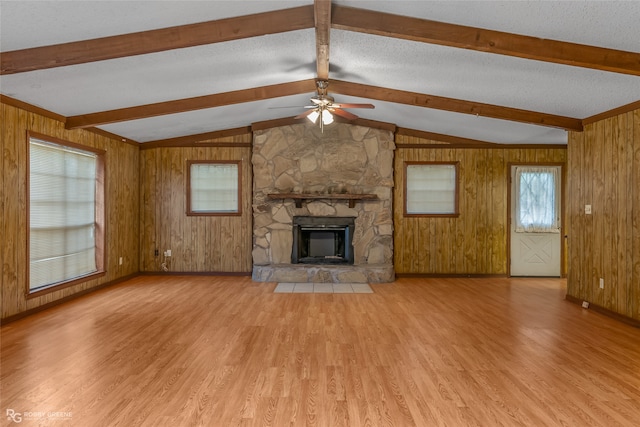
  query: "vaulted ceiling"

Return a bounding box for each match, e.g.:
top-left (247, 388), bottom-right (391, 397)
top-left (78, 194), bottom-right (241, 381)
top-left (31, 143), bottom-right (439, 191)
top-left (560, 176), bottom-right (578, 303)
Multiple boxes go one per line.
top-left (1, 0), bottom-right (639, 145)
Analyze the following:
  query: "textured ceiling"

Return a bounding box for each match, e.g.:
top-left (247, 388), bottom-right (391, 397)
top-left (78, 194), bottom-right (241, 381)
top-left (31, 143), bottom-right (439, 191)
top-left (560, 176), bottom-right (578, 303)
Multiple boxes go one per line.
top-left (1, 1), bottom-right (639, 144)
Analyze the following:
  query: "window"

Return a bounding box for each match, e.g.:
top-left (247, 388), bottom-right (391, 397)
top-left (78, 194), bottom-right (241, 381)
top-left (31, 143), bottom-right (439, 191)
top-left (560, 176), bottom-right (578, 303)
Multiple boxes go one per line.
top-left (28, 133), bottom-right (105, 295)
top-left (514, 166), bottom-right (560, 233)
top-left (187, 161), bottom-right (241, 215)
top-left (404, 162), bottom-right (459, 216)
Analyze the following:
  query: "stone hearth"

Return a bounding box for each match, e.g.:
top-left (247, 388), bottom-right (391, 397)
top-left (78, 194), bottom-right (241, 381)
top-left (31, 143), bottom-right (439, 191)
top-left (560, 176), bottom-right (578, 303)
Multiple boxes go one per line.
top-left (251, 123), bottom-right (395, 283)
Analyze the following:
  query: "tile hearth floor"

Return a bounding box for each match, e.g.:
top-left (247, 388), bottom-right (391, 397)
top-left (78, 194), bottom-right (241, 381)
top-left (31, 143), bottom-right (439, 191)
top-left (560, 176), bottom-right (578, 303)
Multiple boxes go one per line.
top-left (274, 283), bottom-right (373, 294)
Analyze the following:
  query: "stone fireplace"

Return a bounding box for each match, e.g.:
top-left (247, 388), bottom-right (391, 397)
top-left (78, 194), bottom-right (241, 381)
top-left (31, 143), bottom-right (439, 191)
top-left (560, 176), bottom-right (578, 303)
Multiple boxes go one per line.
top-left (251, 123), bottom-right (395, 283)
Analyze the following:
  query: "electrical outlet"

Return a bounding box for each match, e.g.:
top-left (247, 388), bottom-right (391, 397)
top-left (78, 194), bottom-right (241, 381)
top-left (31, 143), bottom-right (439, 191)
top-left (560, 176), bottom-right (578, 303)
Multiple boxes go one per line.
top-left (582, 301), bottom-right (590, 309)
top-left (166, 249), bottom-right (172, 257)
top-left (585, 204), bottom-right (592, 214)
top-left (599, 278), bottom-right (604, 289)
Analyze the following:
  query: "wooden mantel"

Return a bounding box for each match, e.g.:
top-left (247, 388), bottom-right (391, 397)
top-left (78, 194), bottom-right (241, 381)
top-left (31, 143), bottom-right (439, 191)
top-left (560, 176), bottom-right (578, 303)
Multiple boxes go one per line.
top-left (267, 193), bottom-right (378, 208)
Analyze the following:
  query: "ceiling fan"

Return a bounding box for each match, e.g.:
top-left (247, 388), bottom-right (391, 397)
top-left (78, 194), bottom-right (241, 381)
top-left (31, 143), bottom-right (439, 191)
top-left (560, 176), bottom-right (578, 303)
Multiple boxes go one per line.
top-left (295, 79), bottom-right (375, 131)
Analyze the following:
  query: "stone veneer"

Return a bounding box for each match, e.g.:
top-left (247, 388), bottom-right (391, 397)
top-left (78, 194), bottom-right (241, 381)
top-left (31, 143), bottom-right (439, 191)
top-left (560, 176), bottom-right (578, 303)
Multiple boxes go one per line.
top-left (251, 123), bottom-right (395, 283)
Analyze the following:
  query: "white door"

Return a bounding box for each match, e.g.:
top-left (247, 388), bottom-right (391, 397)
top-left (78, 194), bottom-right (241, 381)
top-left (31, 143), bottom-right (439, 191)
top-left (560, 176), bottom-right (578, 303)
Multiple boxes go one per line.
top-left (510, 165), bottom-right (562, 277)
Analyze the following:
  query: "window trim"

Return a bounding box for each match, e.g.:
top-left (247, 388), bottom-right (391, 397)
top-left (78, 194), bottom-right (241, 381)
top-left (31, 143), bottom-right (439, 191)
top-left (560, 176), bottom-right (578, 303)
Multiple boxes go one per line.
top-left (186, 160), bottom-right (242, 216)
top-left (26, 131), bottom-right (106, 298)
top-left (403, 161), bottom-right (460, 218)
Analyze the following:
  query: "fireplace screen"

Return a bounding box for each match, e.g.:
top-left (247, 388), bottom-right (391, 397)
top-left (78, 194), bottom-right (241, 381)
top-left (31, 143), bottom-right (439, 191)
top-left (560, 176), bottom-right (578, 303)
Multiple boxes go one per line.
top-left (292, 217), bottom-right (355, 264)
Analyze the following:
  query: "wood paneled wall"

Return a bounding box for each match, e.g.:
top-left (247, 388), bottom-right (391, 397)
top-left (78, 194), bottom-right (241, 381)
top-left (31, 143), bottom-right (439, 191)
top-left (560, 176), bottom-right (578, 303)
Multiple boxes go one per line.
top-left (567, 109), bottom-right (640, 321)
top-left (394, 136), bottom-right (567, 275)
top-left (139, 142), bottom-right (252, 273)
top-left (1, 101), bottom-right (139, 320)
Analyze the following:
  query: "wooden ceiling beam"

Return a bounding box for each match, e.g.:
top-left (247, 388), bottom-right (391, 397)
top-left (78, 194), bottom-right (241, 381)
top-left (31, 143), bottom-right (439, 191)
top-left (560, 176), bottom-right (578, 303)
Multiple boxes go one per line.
top-left (332, 5), bottom-right (640, 76)
top-left (141, 127), bottom-right (252, 149)
top-left (66, 77), bottom-right (583, 131)
top-left (0, 94), bottom-right (66, 123)
top-left (328, 80), bottom-right (583, 131)
top-left (252, 115), bottom-right (396, 133)
top-left (396, 128), bottom-right (500, 147)
top-left (334, 116), bottom-right (396, 132)
top-left (582, 99), bottom-right (640, 126)
top-left (314, 0), bottom-right (332, 81)
top-left (252, 117), bottom-right (304, 132)
top-left (1, 6), bottom-right (315, 75)
top-left (66, 79), bottom-right (316, 129)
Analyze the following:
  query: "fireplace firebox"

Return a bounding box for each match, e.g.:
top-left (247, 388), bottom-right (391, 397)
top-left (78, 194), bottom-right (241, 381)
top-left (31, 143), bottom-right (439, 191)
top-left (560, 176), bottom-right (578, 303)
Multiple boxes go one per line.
top-left (292, 217), bottom-right (355, 264)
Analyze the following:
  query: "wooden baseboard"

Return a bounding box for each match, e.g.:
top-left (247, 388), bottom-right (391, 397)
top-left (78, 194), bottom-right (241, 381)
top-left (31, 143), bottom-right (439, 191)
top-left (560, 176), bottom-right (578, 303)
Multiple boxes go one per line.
top-left (1, 273), bottom-right (139, 325)
top-left (565, 294), bottom-right (640, 328)
top-left (138, 271), bottom-right (251, 276)
top-left (396, 273), bottom-right (508, 278)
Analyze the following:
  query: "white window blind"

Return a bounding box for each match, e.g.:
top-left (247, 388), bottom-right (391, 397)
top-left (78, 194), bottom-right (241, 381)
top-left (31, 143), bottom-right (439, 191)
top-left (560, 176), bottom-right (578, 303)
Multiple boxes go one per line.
top-left (406, 164), bottom-right (457, 214)
top-left (514, 166), bottom-right (560, 233)
top-left (190, 163), bottom-right (239, 213)
top-left (29, 139), bottom-right (98, 291)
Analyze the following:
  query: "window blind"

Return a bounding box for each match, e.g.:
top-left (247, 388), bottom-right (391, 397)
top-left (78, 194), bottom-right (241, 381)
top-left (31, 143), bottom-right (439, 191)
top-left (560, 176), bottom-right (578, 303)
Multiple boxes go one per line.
top-left (406, 164), bottom-right (456, 214)
top-left (190, 163), bottom-right (239, 212)
top-left (29, 139), bottom-right (98, 290)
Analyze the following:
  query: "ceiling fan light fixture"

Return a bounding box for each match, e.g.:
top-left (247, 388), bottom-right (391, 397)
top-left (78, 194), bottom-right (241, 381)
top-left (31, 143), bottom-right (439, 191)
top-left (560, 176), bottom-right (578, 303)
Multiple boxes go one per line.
top-left (298, 80), bottom-right (372, 131)
top-left (321, 109), bottom-right (334, 125)
top-left (307, 109), bottom-right (320, 123)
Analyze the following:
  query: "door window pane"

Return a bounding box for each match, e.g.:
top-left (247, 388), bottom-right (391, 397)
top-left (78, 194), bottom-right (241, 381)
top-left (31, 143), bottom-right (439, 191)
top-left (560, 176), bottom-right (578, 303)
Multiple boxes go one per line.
top-left (515, 166), bottom-right (560, 233)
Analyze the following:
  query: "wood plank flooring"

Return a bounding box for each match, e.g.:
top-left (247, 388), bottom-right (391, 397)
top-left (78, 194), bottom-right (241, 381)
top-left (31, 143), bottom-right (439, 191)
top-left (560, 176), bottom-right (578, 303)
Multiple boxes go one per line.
top-left (2, 276), bottom-right (640, 426)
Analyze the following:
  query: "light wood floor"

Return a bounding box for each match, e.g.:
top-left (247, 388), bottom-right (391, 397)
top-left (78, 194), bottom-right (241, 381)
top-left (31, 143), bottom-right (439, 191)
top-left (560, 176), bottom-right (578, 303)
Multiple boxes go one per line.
top-left (2, 276), bottom-right (640, 426)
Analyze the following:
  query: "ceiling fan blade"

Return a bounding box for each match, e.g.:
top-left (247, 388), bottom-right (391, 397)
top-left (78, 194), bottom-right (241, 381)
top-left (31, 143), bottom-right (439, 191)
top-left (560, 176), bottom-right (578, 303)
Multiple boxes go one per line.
top-left (269, 105), bottom-right (316, 110)
top-left (294, 109), bottom-right (317, 120)
top-left (331, 108), bottom-right (359, 121)
top-left (332, 103), bottom-right (375, 109)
